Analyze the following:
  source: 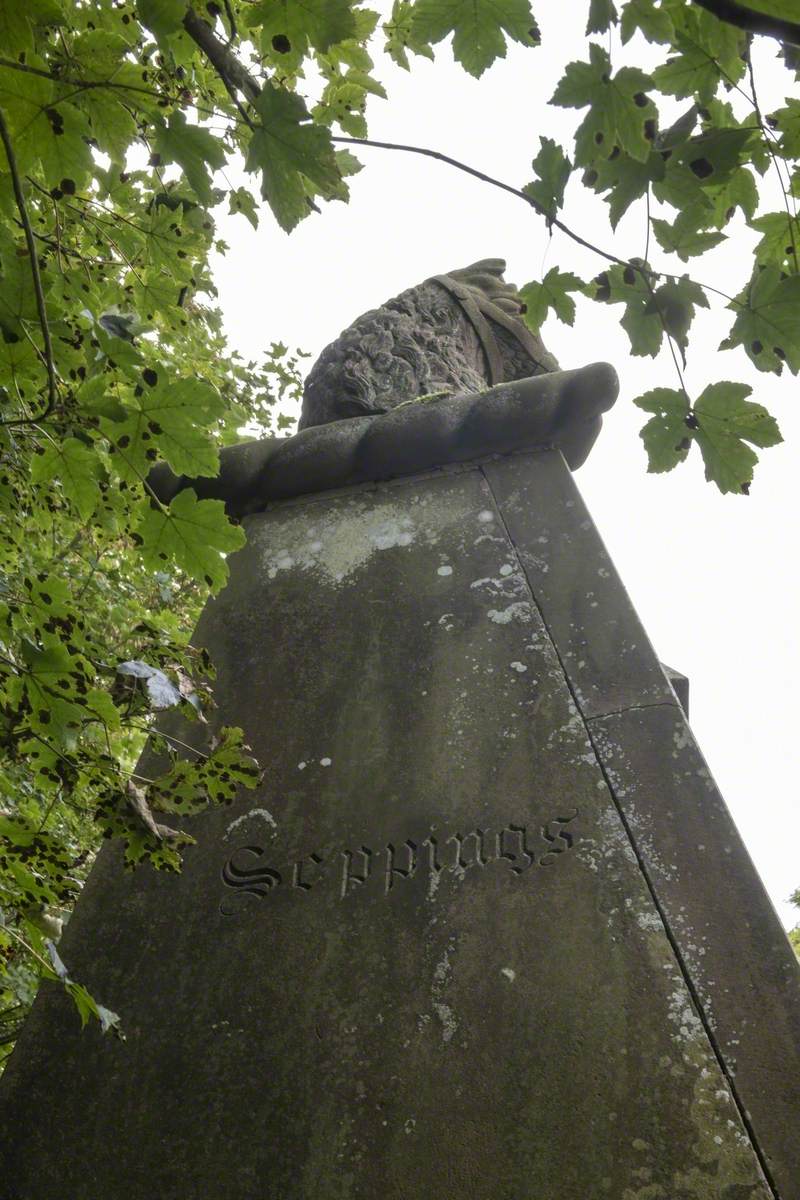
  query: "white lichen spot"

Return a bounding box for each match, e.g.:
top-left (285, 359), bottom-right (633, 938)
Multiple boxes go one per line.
top-left (509, 661), bottom-right (527, 673)
top-left (501, 967), bottom-right (516, 982)
top-left (477, 509), bottom-right (494, 523)
top-left (320, 757), bottom-right (332, 767)
top-left (225, 808), bottom-right (276, 839)
top-left (487, 602), bottom-right (531, 625)
top-left (499, 563), bottom-right (514, 576)
top-left (433, 1002), bottom-right (458, 1043)
top-left (437, 564), bottom-right (453, 577)
top-left (297, 761), bottom-right (307, 771)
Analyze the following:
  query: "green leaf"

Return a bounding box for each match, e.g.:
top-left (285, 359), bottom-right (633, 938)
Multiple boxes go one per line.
top-left (0, 1), bottom-right (34, 56)
top-left (694, 382), bottom-right (782, 495)
top-left (229, 186), bottom-right (259, 229)
top-left (136, 0), bottom-right (185, 40)
top-left (75, 91), bottom-right (138, 162)
top-left (383, 0), bottom-right (435, 69)
top-left (720, 266), bottom-right (800, 374)
top-left (650, 213), bottom-right (726, 261)
top-left (106, 376), bottom-right (224, 481)
top-left (136, 489), bottom-right (246, 591)
top-left (620, 0), bottom-right (674, 44)
top-left (634, 387), bottom-right (691, 473)
top-left (552, 44), bottom-right (656, 164)
top-left (647, 275), bottom-right (708, 363)
top-left (587, 147), bottom-right (664, 229)
top-left (768, 99), bottom-right (800, 160)
top-left (520, 268), bottom-right (583, 333)
top-left (245, 85), bottom-right (343, 231)
top-left (587, 0), bottom-right (617, 35)
top-left (750, 212), bottom-right (800, 270)
top-left (29, 101), bottom-right (94, 190)
top-left (245, 0), bottom-right (357, 62)
top-left (523, 138), bottom-right (571, 220)
top-left (411, 0), bottom-right (539, 78)
top-left (590, 263), bottom-right (663, 357)
top-left (30, 437), bottom-right (103, 520)
top-left (151, 726), bottom-right (261, 814)
top-left (154, 111), bottom-right (226, 207)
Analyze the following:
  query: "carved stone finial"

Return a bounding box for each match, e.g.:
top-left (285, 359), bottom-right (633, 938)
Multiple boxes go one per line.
top-left (299, 258), bottom-right (559, 430)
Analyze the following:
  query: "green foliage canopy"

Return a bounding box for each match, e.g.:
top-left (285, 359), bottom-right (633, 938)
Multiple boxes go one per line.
top-left (1, 0), bottom-right (798, 1054)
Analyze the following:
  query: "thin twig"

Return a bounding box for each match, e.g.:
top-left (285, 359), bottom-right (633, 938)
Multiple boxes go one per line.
top-left (332, 135), bottom-right (740, 304)
top-left (0, 106), bottom-right (58, 427)
top-left (746, 45), bottom-right (799, 273)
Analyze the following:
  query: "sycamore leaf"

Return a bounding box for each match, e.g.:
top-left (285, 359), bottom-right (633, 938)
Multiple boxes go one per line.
top-left (587, 0), bottom-right (617, 35)
top-left (75, 90), bottom-right (138, 162)
top-left (750, 212), bottom-right (800, 270)
top-left (720, 266), bottom-right (800, 374)
top-left (634, 387), bottom-right (691, 473)
top-left (650, 213), bottom-right (726, 261)
top-left (245, 0), bottom-right (356, 64)
top-left (154, 112), bottom-right (225, 207)
top-left (587, 147), bottom-right (664, 228)
top-left (27, 101), bottom-right (94, 190)
top-left (410, 0), bottom-right (539, 78)
top-left (590, 263), bottom-right (663, 357)
top-left (245, 85), bottom-right (343, 232)
top-left (106, 376), bottom-right (224, 481)
top-left (645, 276), bottom-right (708, 364)
top-left (694, 382), bottom-right (782, 494)
top-left (768, 99), bottom-right (800, 159)
top-left (523, 138), bottom-right (571, 220)
top-left (229, 186), bottom-right (259, 229)
top-left (136, 489), bottom-right (245, 591)
top-left (520, 268), bottom-right (583, 333)
top-left (30, 437), bottom-right (103, 520)
top-left (137, 0), bottom-right (186, 40)
top-left (620, 0), bottom-right (673, 44)
top-left (551, 44), bottom-right (656, 164)
top-left (151, 726), bottom-right (261, 814)
top-left (383, 0), bottom-right (435, 69)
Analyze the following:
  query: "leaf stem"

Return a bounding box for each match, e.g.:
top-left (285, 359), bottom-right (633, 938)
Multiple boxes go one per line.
top-left (0, 107), bottom-right (58, 427)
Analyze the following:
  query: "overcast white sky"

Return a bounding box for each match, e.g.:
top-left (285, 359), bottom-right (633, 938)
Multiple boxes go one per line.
top-left (209, 1), bottom-right (800, 930)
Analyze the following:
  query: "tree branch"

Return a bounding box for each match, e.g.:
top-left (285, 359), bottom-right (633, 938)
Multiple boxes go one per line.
top-left (692, 0), bottom-right (800, 45)
top-left (182, 8), bottom-right (260, 103)
top-left (0, 106), bottom-right (58, 427)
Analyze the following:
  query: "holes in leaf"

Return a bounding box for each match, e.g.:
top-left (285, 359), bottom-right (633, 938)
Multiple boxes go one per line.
top-left (633, 92), bottom-right (648, 108)
top-left (272, 34), bottom-right (291, 53)
top-left (689, 157), bottom-right (713, 179)
top-left (594, 272), bottom-right (611, 302)
top-left (60, 178), bottom-right (75, 195)
top-left (623, 265), bottom-right (636, 285)
top-left (684, 413), bottom-right (699, 429)
top-left (774, 346), bottom-right (786, 360)
top-left (594, 131), bottom-right (604, 145)
top-left (751, 340), bottom-right (763, 354)
top-left (644, 119), bottom-right (656, 141)
top-left (142, 368), bottom-right (158, 387)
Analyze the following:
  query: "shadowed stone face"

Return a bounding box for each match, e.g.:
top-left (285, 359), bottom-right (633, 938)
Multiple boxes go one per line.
top-left (299, 258), bottom-right (559, 429)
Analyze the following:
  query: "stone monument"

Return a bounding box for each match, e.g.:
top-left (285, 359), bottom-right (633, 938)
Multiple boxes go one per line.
top-left (1, 260), bottom-right (798, 1199)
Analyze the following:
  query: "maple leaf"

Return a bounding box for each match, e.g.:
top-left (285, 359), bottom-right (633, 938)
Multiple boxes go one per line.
top-left (411, 0), bottom-right (539, 78)
top-left (245, 85), bottom-right (343, 231)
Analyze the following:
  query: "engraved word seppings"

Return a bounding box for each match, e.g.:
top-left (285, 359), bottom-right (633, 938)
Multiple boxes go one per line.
top-left (219, 812), bottom-right (578, 915)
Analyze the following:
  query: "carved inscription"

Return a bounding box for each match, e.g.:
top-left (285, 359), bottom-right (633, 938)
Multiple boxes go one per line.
top-left (220, 811), bottom-right (578, 915)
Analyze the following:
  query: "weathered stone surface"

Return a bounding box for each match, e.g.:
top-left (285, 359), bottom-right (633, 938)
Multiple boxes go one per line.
top-left (0, 456), bottom-right (775, 1198)
top-left (148, 363), bottom-right (619, 517)
top-left (590, 704), bottom-right (800, 1200)
top-left (482, 450), bottom-right (677, 718)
